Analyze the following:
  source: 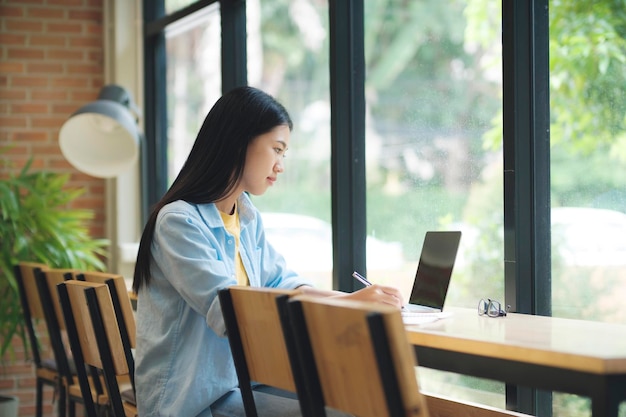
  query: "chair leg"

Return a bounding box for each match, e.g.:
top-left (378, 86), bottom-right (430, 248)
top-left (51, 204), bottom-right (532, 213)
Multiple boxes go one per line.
top-left (36, 378), bottom-right (43, 417)
top-left (58, 383), bottom-right (67, 417)
top-left (68, 397), bottom-right (76, 417)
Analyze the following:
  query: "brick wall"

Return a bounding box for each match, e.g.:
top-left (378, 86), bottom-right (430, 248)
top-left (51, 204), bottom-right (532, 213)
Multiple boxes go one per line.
top-left (0, 1), bottom-right (105, 415)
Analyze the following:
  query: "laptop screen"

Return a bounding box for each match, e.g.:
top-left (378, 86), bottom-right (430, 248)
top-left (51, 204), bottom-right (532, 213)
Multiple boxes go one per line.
top-left (408, 231), bottom-right (462, 309)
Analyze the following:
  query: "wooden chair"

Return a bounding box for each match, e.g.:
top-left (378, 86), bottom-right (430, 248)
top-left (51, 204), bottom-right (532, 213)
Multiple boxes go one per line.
top-left (285, 296), bottom-right (429, 417)
top-left (77, 270), bottom-right (136, 403)
top-left (34, 267), bottom-right (85, 417)
top-left (286, 296), bottom-right (534, 417)
top-left (218, 286), bottom-right (313, 417)
top-left (14, 262), bottom-right (63, 417)
top-left (57, 280), bottom-right (138, 417)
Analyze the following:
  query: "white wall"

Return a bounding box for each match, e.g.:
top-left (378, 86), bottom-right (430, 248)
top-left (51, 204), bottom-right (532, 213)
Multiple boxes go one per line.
top-left (104, 0), bottom-right (143, 285)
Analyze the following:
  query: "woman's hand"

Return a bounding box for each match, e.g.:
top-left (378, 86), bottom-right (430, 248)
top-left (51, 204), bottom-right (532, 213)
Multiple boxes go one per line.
top-left (339, 284), bottom-right (404, 309)
top-left (297, 283), bottom-right (404, 309)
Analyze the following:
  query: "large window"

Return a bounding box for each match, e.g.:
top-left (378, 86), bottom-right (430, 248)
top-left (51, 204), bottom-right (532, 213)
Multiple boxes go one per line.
top-left (362, 0), bottom-right (505, 408)
top-left (549, 3), bottom-right (626, 416)
top-left (165, 4), bottom-right (222, 183)
top-left (549, 0), bottom-right (626, 325)
top-left (363, 0), bottom-right (504, 306)
top-left (245, 0), bottom-right (334, 289)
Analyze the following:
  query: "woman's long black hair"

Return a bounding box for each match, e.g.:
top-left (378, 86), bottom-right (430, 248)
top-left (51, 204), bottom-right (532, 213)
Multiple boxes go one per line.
top-left (133, 86), bottom-right (292, 293)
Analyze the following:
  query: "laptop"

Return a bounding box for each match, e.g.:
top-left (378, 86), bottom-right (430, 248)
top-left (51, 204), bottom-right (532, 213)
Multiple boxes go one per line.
top-left (401, 231), bottom-right (462, 318)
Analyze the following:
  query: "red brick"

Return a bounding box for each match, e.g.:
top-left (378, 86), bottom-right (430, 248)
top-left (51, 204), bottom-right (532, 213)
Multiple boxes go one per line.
top-left (48, 160), bottom-right (76, 172)
top-left (30, 90), bottom-right (68, 101)
top-left (69, 9), bottom-right (102, 21)
top-left (86, 21), bottom-right (104, 35)
top-left (90, 183), bottom-right (105, 194)
top-left (32, 143), bottom-right (62, 154)
top-left (12, 131), bottom-right (48, 142)
top-left (2, 362), bottom-right (33, 377)
top-left (12, 103), bottom-right (49, 114)
top-left (0, 5), bottom-right (24, 17)
top-left (70, 171), bottom-right (100, 182)
top-left (71, 90), bottom-right (99, 101)
top-left (67, 63), bottom-right (101, 74)
top-left (0, 116), bottom-right (28, 127)
top-left (48, 0), bottom-right (84, 6)
top-left (51, 103), bottom-right (79, 115)
top-left (0, 62), bottom-right (25, 73)
top-left (50, 77), bottom-right (89, 88)
top-left (5, 19), bottom-right (44, 33)
top-left (26, 62), bottom-right (64, 73)
top-left (87, 50), bottom-right (104, 63)
top-left (89, 77), bottom-right (105, 88)
top-left (29, 35), bottom-right (67, 47)
top-left (0, 33), bottom-right (27, 45)
top-left (27, 7), bottom-right (65, 19)
top-left (31, 116), bottom-right (66, 128)
top-left (46, 49), bottom-right (84, 60)
top-left (72, 196), bottom-right (105, 209)
top-left (70, 36), bottom-right (102, 48)
top-left (11, 76), bottom-right (49, 87)
top-left (0, 378), bottom-right (16, 390)
top-left (7, 48), bottom-right (45, 60)
top-left (0, 90), bottom-right (27, 100)
top-left (46, 22), bottom-right (82, 34)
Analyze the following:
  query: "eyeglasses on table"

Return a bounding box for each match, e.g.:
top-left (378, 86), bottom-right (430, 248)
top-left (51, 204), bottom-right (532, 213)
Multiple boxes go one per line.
top-left (478, 298), bottom-right (508, 317)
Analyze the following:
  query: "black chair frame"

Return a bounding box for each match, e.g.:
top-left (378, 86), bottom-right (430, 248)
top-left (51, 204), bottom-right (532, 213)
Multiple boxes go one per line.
top-left (14, 264), bottom-right (63, 417)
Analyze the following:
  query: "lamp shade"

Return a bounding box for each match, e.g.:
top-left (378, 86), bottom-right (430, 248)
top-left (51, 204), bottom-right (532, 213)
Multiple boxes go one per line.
top-left (59, 85), bottom-right (141, 178)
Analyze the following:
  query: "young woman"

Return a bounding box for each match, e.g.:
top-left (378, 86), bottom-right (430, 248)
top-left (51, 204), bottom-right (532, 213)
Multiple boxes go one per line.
top-left (132, 86), bottom-right (404, 417)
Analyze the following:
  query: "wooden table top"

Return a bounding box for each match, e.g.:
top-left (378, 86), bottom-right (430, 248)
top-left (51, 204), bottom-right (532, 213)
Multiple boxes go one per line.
top-left (405, 307), bottom-right (626, 375)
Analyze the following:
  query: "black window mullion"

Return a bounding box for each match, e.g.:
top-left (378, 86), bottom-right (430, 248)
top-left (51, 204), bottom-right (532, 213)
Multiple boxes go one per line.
top-left (328, 0), bottom-right (366, 292)
top-left (502, 0), bottom-right (551, 414)
top-left (143, 0), bottom-right (169, 216)
top-left (220, 0), bottom-right (247, 92)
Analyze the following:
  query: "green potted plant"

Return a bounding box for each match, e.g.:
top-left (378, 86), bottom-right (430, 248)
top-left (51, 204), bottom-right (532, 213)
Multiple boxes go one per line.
top-left (0, 150), bottom-right (109, 414)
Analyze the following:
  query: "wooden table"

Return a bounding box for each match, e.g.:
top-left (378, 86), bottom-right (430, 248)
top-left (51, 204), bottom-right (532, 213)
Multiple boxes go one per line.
top-left (405, 307), bottom-right (626, 416)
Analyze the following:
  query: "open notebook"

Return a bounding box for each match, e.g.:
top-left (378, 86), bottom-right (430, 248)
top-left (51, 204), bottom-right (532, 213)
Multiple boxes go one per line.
top-left (401, 231), bottom-right (461, 324)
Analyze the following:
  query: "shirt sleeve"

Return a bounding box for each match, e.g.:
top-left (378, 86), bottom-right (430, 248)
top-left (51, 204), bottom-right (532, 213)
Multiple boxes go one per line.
top-left (152, 207), bottom-right (235, 332)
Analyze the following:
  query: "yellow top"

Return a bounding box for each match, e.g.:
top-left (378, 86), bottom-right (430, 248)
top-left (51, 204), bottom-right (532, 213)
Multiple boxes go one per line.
top-left (220, 204), bottom-right (249, 286)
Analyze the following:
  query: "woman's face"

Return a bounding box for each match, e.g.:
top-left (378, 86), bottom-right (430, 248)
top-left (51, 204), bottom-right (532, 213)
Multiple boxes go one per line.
top-left (240, 125), bottom-right (291, 196)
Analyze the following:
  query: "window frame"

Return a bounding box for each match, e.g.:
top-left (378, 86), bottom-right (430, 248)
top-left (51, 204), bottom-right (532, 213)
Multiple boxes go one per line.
top-left (502, 0), bottom-right (551, 414)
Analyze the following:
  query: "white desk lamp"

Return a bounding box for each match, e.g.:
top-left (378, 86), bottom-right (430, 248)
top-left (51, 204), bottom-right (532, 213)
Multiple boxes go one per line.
top-left (59, 84), bottom-right (141, 178)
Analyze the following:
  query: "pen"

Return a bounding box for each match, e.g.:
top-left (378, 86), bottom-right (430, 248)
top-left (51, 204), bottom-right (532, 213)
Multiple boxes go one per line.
top-left (352, 271), bottom-right (372, 287)
top-left (354, 270), bottom-right (406, 310)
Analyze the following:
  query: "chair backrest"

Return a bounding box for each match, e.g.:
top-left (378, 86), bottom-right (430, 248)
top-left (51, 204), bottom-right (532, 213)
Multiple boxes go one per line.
top-left (58, 279), bottom-right (135, 417)
top-left (77, 271), bottom-right (136, 348)
top-left (14, 261), bottom-right (51, 366)
top-left (287, 296), bottom-right (429, 417)
top-left (78, 270), bottom-right (136, 395)
top-left (34, 268), bottom-right (77, 386)
top-left (36, 268), bottom-right (75, 331)
top-left (218, 286), bottom-right (311, 417)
